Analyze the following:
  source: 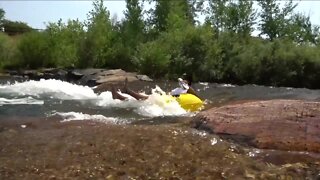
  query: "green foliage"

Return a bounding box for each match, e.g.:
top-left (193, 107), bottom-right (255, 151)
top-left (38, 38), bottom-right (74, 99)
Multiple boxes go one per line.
top-left (205, 0), bottom-right (228, 33)
top-left (0, 32), bottom-right (18, 69)
top-left (2, 20), bottom-right (33, 35)
top-left (286, 13), bottom-right (320, 45)
top-left (147, 0), bottom-right (195, 35)
top-left (224, 0), bottom-right (257, 36)
top-left (122, 0), bottom-right (145, 49)
top-left (166, 25), bottom-right (211, 80)
top-left (17, 31), bottom-right (49, 69)
top-left (149, 0), bottom-right (171, 33)
top-left (258, 0), bottom-right (297, 40)
top-left (205, 0), bottom-right (256, 38)
top-left (46, 19), bottom-right (85, 68)
top-left (1, 0), bottom-right (320, 89)
top-left (0, 8), bottom-right (4, 28)
top-left (133, 39), bottom-right (170, 78)
top-left (79, 0), bottom-right (117, 68)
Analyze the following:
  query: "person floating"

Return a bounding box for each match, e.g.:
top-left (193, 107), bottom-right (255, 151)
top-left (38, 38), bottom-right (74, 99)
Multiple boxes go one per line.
top-left (111, 78), bottom-right (201, 100)
top-left (111, 78), bottom-right (204, 111)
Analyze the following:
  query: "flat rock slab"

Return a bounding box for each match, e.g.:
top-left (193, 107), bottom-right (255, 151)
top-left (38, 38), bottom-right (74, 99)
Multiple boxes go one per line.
top-left (8, 68), bottom-right (153, 88)
top-left (192, 100), bottom-right (320, 152)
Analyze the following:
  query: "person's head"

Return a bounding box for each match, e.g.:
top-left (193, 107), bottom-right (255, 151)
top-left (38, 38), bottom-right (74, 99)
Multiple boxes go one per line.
top-left (182, 73), bottom-right (192, 86)
top-left (178, 78), bottom-right (189, 90)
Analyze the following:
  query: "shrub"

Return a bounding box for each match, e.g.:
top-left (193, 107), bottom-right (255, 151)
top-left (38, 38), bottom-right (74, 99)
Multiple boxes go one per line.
top-left (17, 32), bottom-right (50, 69)
top-left (133, 39), bottom-right (170, 78)
top-left (0, 32), bottom-right (19, 69)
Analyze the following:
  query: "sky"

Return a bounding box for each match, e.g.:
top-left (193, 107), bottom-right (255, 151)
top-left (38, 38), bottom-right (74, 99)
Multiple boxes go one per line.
top-left (0, 0), bottom-right (319, 30)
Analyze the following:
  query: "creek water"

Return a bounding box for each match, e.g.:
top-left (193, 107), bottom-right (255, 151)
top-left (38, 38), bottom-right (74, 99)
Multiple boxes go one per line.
top-left (1, 78), bottom-right (320, 178)
top-left (1, 78), bottom-right (319, 120)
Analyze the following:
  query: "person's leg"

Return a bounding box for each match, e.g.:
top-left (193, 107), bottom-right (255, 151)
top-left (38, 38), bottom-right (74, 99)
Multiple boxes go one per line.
top-left (122, 78), bottom-right (149, 100)
top-left (111, 86), bottom-right (128, 101)
top-left (124, 88), bottom-right (149, 100)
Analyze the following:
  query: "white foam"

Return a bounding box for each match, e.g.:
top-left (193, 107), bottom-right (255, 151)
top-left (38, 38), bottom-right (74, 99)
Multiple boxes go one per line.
top-left (135, 93), bottom-right (187, 117)
top-left (0, 97), bottom-right (44, 105)
top-left (52, 112), bottom-right (126, 124)
top-left (0, 79), bottom-right (96, 99)
top-left (199, 82), bottom-right (209, 86)
top-left (0, 79), bottom-right (191, 117)
top-left (95, 86), bottom-right (189, 117)
top-left (221, 84), bottom-right (236, 87)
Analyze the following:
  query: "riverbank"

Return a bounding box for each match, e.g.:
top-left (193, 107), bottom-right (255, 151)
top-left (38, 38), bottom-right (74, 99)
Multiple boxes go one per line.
top-left (1, 117), bottom-right (319, 179)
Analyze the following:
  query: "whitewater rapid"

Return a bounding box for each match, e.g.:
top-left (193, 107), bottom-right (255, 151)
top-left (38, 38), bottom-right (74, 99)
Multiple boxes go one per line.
top-left (0, 79), bottom-right (190, 122)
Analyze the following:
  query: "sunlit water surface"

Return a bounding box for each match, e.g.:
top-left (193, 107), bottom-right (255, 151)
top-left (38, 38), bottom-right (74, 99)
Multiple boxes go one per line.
top-left (1, 78), bottom-right (320, 176)
top-left (1, 78), bottom-right (319, 121)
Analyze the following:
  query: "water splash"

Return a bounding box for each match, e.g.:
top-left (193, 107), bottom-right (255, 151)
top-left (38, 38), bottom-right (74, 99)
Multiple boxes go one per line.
top-left (52, 112), bottom-right (126, 124)
top-left (0, 79), bottom-right (96, 99)
top-left (0, 97), bottom-right (44, 105)
top-left (0, 79), bottom-right (189, 117)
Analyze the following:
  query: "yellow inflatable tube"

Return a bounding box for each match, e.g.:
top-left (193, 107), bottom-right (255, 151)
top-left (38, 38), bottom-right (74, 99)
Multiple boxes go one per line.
top-left (162, 93), bottom-right (203, 112)
top-left (176, 93), bottom-right (203, 112)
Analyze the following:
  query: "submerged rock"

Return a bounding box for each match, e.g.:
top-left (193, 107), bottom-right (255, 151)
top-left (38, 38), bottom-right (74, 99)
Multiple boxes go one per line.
top-left (192, 100), bottom-right (320, 152)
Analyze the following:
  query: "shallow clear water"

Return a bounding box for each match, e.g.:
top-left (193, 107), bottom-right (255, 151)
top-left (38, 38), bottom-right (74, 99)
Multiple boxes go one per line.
top-left (1, 78), bottom-right (320, 178)
top-left (1, 78), bottom-right (320, 122)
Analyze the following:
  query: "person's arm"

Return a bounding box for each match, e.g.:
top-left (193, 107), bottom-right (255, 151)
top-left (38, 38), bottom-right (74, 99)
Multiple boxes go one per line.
top-left (171, 88), bottom-right (187, 96)
top-left (187, 86), bottom-right (203, 100)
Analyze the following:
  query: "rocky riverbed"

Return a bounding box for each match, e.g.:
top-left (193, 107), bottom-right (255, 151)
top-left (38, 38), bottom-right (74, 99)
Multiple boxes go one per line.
top-left (1, 117), bottom-right (320, 179)
top-left (193, 100), bottom-right (320, 152)
top-left (1, 68), bottom-right (320, 179)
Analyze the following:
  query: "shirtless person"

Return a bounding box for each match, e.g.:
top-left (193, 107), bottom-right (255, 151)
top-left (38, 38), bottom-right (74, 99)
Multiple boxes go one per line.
top-left (111, 78), bottom-right (201, 101)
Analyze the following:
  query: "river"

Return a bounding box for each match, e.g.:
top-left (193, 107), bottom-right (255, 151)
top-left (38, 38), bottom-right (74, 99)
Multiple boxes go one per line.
top-left (0, 78), bottom-right (320, 179)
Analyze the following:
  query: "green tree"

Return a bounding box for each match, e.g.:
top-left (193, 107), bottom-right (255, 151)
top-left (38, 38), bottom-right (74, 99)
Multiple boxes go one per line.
top-left (80, 0), bottom-right (116, 67)
top-left (2, 20), bottom-right (33, 35)
top-left (147, 0), bottom-right (195, 34)
top-left (204, 0), bottom-right (256, 37)
top-left (0, 32), bottom-right (18, 69)
top-left (205, 0), bottom-right (228, 34)
top-left (18, 32), bottom-right (49, 69)
top-left (0, 8), bottom-right (4, 29)
top-left (166, 1), bottom-right (193, 31)
top-left (286, 13), bottom-right (320, 45)
top-left (122, 0), bottom-right (145, 49)
top-left (133, 39), bottom-right (171, 78)
top-left (224, 0), bottom-right (257, 36)
top-left (46, 19), bottom-right (85, 67)
top-left (258, 0), bottom-right (297, 40)
top-left (146, 0), bottom-right (170, 34)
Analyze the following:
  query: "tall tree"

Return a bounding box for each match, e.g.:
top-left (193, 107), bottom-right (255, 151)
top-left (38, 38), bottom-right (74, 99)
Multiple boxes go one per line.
top-left (2, 20), bottom-right (33, 35)
top-left (122, 0), bottom-right (145, 48)
top-left (287, 13), bottom-right (320, 45)
top-left (46, 19), bottom-right (85, 67)
top-left (166, 1), bottom-right (194, 31)
top-left (258, 0), bottom-right (297, 40)
top-left (0, 8), bottom-right (4, 30)
top-left (147, 0), bottom-right (195, 34)
top-left (205, 0), bottom-right (228, 33)
top-left (151, 0), bottom-right (171, 33)
top-left (80, 0), bottom-right (115, 67)
top-left (224, 0), bottom-right (257, 36)
top-left (205, 0), bottom-right (256, 36)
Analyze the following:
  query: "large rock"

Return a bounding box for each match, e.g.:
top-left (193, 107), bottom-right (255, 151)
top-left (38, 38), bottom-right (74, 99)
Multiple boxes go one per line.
top-left (95, 69), bottom-right (138, 84)
top-left (192, 100), bottom-right (320, 152)
top-left (92, 69), bottom-right (154, 92)
top-left (11, 68), bottom-right (153, 88)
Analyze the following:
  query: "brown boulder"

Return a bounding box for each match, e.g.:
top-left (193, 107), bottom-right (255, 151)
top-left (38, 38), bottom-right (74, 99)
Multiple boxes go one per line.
top-left (192, 100), bottom-right (320, 152)
top-left (93, 69), bottom-right (153, 93)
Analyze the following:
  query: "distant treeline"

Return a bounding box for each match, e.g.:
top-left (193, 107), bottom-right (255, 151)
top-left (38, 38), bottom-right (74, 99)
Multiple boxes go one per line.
top-left (0, 0), bottom-right (320, 89)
